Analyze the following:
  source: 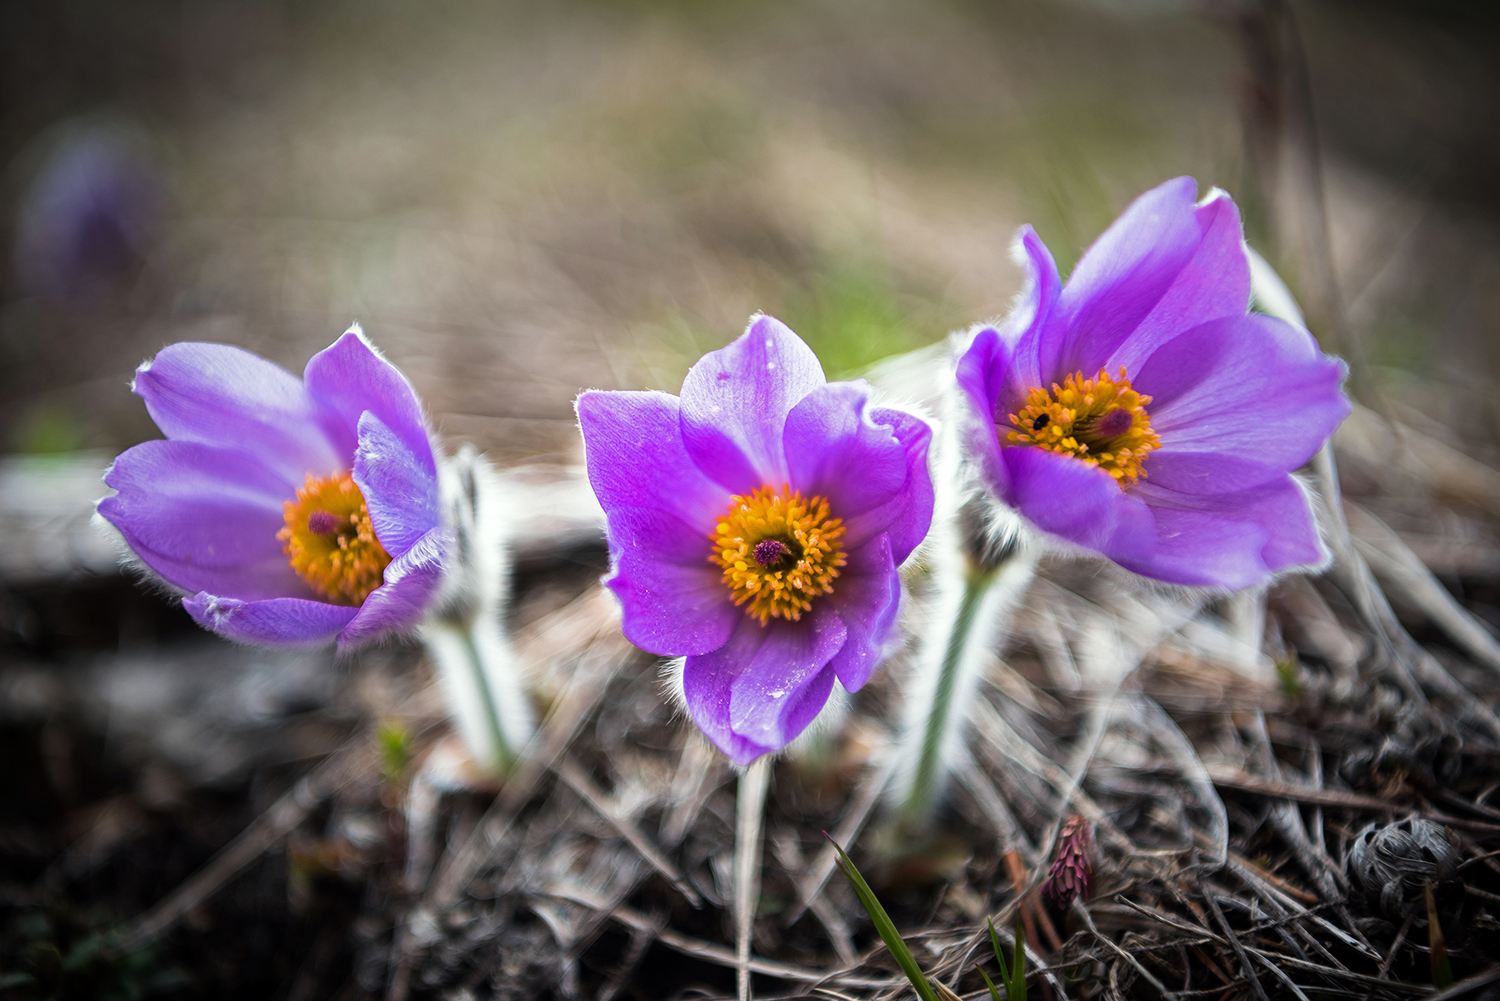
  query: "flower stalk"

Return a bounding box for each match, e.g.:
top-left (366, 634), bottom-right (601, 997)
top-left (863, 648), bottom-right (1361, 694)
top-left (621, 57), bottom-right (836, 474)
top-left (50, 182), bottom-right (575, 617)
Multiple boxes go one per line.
top-left (422, 447), bottom-right (534, 777)
top-left (421, 614), bottom-right (527, 776)
top-left (734, 755), bottom-right (771, 1001)
top-left (893, 499), bottom-right (1038, 831)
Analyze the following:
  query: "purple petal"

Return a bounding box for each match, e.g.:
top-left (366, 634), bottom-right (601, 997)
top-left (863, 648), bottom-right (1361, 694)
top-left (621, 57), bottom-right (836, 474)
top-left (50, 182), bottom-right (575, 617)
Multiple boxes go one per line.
top-left (1124, 477), bottom-right (1325, 589)
top-left (1143, 451), bottom-right (1295, 496)
top-left (784, 382), bottom-right (907, 519)
top-left (839, 407), bottom-right (933, 565)
top-left (955, 326), bottom-right (1014, 497)
top-left (998, 226), bottom-right (1065, 404)
top-left (577, 390), bottom-right (732, 530)
top-left (682, 604), bottom-right (846, 765)
top-left (603, 506), bottom-right (740, 657)
top-left (99, 440), bottom-right (310, 601)
top-left (679, 315), bottom-right (826, 494)
top-left (728, 604), bottom-right (846, 747)
top-left (823, 534), bottom-right (900, 693)
top-left (955, 230), bottom-right (1064, 499)
top-left (1102, 191), bottom-right (1251, 375)
top-left (1046, 177), bottom-right (1203, 381)
top-left (1136, 314), bottom-right (1350, 491)
top-left (183, 592), bottom-right (357, 647)
top-left (353, 411), bottom-right (440, 557)
top-left (1001, 447), bottom-right (1156, 565)
top-left (303, 326), bottom-right (435, 476)
top-left (133, 342), bottom-right (341, 485)
top-left (338, 527), bottom-right (446, 648)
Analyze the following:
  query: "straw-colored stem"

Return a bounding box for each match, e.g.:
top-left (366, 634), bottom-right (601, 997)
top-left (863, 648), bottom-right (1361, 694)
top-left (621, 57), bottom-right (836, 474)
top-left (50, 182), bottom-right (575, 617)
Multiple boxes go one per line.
top-left (735, 755), bottom-right (771, 1001)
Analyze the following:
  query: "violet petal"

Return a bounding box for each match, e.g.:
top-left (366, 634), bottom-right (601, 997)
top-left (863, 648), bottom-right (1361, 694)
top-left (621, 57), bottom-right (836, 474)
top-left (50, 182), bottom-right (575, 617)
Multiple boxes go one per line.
top-left (603, 505), bottom-right (740, 657)
top-left (683, 605), bottom-right (846, 764)
top-left (1047, 177), bottom-right (1202, 381)
top-left (1101, 191), bottom-right (1251, 375)
top-left (353, 410), bottom-right (441, 557)
top-left (679, 315), bottom-right (825, 494)
top-left (1139, 314), bottom-right (1350, 490)
top-left (1144, 452), bottom-right (1294, 496)
top-left (823, 533), bottom-right (900, 693)
top-left (784, 382), bottom-right (907, 519)
top-left (839, 406), bottom-right (934, 564)
top-left (728, 602), bottom-right (846, 747)
top-left (100, 440), bottom-right (309, 601)
top-left (955, 326), bottom-right (1014, 497)
top-left (338, 527), bottom-right (446, 649)
top-left (1001, 446), bottom-right (1156, 565)
top-left (133, 342), bottom-right (341, 486)
top-left (998, 226), bottom-right (1065, 404)
top-left (1124, 477), bottom-right (1325, 589)
top-left (183, 592), bottom-right (357, 647)
top-left (303, 327), bottom-right (435, 476)
top-left (577, 389), bottom-right (732, 530)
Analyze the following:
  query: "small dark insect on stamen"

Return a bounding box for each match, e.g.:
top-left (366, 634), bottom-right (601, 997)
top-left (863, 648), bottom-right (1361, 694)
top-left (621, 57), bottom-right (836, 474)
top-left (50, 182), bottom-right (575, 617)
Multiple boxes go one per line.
top-left (1032, 413), bottom-right (1051, 432)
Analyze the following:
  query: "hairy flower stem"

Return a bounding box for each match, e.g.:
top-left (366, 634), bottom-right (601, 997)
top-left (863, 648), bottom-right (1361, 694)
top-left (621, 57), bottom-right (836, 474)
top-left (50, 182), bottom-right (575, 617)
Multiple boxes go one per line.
top-left (421, 613), bottom-right (530, 776)
top-left (735, 756), bottom-right (771, 1001)
top-left (421, 446), bottom-right (535, 778)
top-left (894, 518), bottom-right (1038, 834)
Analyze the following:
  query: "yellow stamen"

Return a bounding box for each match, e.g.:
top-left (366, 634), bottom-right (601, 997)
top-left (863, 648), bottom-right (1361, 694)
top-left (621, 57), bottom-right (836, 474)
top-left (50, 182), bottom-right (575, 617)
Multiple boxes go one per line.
top-left (710, 486), bottom-right (848, 625)
top-left (278, 471), bottom-right (391, 605)
top-left (1005, 366), bottom-right (1161, 488)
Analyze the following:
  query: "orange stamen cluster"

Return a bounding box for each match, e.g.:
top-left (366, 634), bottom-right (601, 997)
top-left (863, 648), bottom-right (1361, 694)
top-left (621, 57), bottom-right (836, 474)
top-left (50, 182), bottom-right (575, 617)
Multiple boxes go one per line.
top-left (1006, 366), bottom-right (1161, 488)
top-left (278, 471), bottom-right (391, 605)
top-left (710, 486), bottom-right (847, 624)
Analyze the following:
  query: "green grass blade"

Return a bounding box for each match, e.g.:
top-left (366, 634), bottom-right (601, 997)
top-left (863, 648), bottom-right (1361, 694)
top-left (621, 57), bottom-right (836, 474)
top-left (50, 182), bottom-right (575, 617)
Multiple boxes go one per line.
top-left (826, 834), bottom-right (940, 1001)
top-left (1009, 913), bottom-right (1027, 1001)
top-left (977, 965), bottom-right (1004, 1001)
top-left (987, 917), bottom-right (1010, 987)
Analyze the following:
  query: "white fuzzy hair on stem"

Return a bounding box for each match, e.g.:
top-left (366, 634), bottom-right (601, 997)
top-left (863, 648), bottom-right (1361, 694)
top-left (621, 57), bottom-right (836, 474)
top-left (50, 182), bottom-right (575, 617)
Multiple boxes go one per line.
top-left (421, 445), bottom-right (535, 776)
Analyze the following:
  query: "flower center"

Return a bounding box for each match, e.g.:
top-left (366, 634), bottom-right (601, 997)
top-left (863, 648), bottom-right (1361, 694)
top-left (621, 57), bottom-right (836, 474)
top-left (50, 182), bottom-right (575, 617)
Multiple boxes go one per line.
top-left (277, 470), bottom-right (391, 605)
top-left (1005, 366), bottom-right (1161, 488)
top-left (710, 485), bottom-right (848, 624)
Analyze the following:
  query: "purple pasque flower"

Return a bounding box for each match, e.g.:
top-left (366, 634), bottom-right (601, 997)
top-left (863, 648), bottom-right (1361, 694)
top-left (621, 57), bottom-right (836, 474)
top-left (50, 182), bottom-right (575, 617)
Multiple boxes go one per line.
top-left (577, 316), bottom-right (934, 765)
top-left (98, 325), bottom-right (444, 650)
top-left (956, 177), bottom-right (1350, 590)
top-left (16, 126), bottom-right (160, 302)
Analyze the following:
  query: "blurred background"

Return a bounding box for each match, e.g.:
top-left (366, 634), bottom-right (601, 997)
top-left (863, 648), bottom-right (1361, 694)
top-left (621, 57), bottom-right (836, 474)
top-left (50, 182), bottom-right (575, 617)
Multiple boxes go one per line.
top-left (3, 0), bottom-right (1500, 996)
top-left (3, 0), bottom-right (1498, 467)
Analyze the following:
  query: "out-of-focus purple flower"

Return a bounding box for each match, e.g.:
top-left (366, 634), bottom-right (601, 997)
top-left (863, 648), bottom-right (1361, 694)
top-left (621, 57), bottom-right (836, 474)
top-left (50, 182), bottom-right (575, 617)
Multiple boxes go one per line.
top-left (98, 326), bottom-right (445, 650)
top-left (15, 126), bottom-right (160, 302)
top-left (577, 316), bottom-right (934, 765)
top-left (956, 177), bottom-right (1350, 590)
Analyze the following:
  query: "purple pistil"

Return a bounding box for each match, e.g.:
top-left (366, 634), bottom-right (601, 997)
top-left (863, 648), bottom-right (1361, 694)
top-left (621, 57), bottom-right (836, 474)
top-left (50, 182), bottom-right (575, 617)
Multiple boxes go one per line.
top-left (306, 509), bottom-right (341, 536)
top-left (753, 538), bottom-right (793, 567)
top-left (1089, 408), bottom-right (1132, 439)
